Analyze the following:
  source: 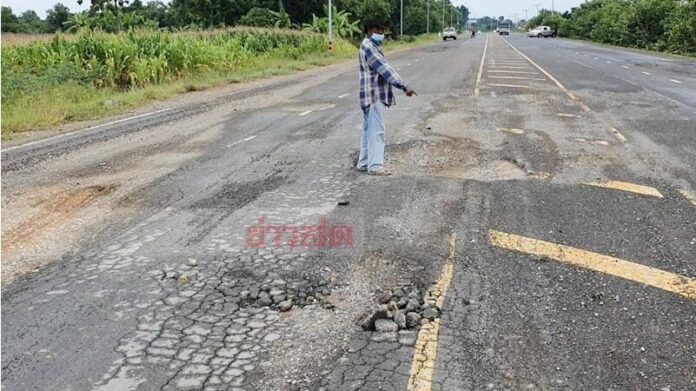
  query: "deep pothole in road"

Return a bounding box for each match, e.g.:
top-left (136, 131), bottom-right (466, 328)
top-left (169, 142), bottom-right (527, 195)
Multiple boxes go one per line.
top-left (358, 285), bottom-right (441, 333)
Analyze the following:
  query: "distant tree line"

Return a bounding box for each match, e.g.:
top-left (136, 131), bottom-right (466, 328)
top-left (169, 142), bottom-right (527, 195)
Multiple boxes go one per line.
top-left (1, 0), bottom-right (470, 38)
top-left (527, 0), bottom-right (696, 56)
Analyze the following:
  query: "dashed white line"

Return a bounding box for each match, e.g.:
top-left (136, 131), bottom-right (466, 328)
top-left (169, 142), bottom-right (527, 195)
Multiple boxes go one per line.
top-left (622, 65), bottom-right (630, 69)
top-left (299, 110), bottom-right (313, 116)
top-left (227, 135), bottom-right (256, 148)
top-left (1, 108), bottom-right (174, 153)
top-left (606, 61), bottom-right (612, 64)
top-left (594, 57), bottom-right (599, 60)
top-left (642, 71), bottom-right (651, 75)
top-left (670, 79), bottom-right (683, 84)
top-left (338, 93), bottom-right (349, 98)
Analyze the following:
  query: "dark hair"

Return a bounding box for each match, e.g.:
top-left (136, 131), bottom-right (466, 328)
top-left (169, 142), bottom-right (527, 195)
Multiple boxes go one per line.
top-left (363, 18), bottom-right (389, 34)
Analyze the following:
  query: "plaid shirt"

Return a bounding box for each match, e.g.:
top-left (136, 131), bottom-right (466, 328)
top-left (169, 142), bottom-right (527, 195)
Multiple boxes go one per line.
top-left (359, 37), bottom-right (409, 109)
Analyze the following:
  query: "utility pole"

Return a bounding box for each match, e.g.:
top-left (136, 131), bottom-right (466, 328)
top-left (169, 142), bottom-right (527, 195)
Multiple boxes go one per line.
top-left (400, 0), bottom-right (403, 39)
top-left (552, 0), bottom-right (555, 12)
top-left (442, 0), bottom-right (446, 29)
top-left (523, 9), bottom-right (528, 20)
top-left (328, 0), bottom-right (333, 51)
top-left (534, 3), bottom-right (541, 14)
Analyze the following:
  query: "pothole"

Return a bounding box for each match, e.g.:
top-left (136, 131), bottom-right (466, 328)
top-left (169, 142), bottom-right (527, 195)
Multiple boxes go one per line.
top-left (358, 285), bottom-right (440, 333)
top-left (387, 139), bottom-right (480, 177)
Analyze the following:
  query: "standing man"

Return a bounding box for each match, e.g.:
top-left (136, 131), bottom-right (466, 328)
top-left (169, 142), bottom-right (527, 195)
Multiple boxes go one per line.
top-left (357, 18), bottom-right (417, 176)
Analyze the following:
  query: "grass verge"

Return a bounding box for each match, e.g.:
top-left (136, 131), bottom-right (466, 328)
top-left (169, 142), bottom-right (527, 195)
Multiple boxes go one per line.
top-left (1, 30), bottom-right (436, 140)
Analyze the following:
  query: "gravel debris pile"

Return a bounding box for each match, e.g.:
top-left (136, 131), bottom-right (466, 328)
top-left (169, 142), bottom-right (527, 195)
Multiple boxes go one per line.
top-left (359, 286), bottom-right (441, 332)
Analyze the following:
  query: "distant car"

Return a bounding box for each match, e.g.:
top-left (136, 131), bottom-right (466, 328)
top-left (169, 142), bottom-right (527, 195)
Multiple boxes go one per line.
top-left (527, 25), bottom-right (556, 38)
top-left (443, 27), bottom-right (457, 40)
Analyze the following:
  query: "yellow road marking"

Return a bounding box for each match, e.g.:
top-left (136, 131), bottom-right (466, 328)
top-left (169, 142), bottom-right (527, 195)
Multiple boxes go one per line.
top-left (489, 230), bottom-right (696, 300)
top-left (407, 233), bottom-right (457, 391)
top-left (585, 180), bottom-right (664, 198)
top-left (487, 83), bottom-right (530, 88)
top-left (678, 189), bottom-right (696, 207)
top-left (475, 35), bottom-right (489, 96)
top-left (497, 127), bottom-right (526, 135)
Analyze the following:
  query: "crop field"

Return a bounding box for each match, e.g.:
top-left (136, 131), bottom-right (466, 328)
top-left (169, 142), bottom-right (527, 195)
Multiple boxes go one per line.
top-left (1, 28), bottom-right (357, 137)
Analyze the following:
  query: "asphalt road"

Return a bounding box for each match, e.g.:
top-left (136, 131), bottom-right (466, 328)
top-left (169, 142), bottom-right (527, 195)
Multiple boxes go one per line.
top-left (2, 34), bottom-right (695, 391)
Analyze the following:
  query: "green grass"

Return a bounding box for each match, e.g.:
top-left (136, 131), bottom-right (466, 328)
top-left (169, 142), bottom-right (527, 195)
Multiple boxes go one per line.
top-left (1, 30), bottom-right (436, 140)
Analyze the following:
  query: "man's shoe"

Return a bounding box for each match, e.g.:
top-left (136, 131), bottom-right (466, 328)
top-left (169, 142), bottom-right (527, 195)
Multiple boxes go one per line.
top-left (367, 169), bottom-right (392, 176)
top-left (356, 166), bottom-right (368, 172)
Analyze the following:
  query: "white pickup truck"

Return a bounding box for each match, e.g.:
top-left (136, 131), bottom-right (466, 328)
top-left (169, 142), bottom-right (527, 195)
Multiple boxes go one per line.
top-left (527, 25), bottom-right (556, 38)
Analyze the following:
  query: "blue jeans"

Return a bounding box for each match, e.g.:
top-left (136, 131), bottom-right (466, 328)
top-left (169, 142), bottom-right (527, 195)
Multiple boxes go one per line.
top-left (357, 102), bottom-right (385, 171)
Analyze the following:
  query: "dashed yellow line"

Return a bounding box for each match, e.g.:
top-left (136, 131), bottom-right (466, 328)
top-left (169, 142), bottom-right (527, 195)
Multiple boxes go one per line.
top-left (407, 233), bottom-right (456, 391)
top-left (489, 230), bottom-right (696, 300)
top-left (585, 180), bottom-right (664, 198)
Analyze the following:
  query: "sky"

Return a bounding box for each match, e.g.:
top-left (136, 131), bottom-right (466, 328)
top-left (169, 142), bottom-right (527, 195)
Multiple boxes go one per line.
top-left (3, 0), bottom-right (585, 20)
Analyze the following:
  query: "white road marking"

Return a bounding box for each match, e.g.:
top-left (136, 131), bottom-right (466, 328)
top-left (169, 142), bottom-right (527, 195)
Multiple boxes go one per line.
top-left (606, 61), bottom-right (612, 64)
top-left (642, 71), bottom-right (651, 75)
top-left (407, 63), bottom-right (412, 66)
top-left (488, 70), bottom-right (539, 74)
top-left (1, 108), bottom-right (174, 153)
top-left (610, 127), bottom-right (627, 142)
top-left (299, 110), bottom-right (313, 116)
top-left (669, 79), bottom-right (682, 84)
top-left (489, 76), bottom-right (531, 80)
top-left (474, 34), bottom-right (489, 96)
top-left (488, 66), bottom-right (529, 69)
top-left (397, 67), bottom-right (402, 71)
top-left (227, 135), bottom-right (256, 148)
top-left (622, 65), bottom-right (630, 69)
top-left (487, 83), bottom-right (530, 88)
top-left (338, 93), bottom-right (349, 98)
top-left (594, 57), bottom-right (599, 60)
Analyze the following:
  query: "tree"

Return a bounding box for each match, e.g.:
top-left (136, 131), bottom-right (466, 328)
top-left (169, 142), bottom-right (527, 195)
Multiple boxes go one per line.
top-left (238, 7), bottom-right (276, 27)
top-left (77, 0), bottom-right (130, 13)
top-left (18, 10), bottom-right (50, 33)
top-left (1, 6), bottom-right (20, 32)
top-left (302, 5), bottom-right (360, 38)
top-left (46, 3), bottom-right (72, 32)
top-left (665, 0), bottom-right (696, 54)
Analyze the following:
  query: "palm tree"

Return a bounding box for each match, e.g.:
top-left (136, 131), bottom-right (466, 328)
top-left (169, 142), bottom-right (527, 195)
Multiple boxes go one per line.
top-left (64, 12), bottom-right (92, 32)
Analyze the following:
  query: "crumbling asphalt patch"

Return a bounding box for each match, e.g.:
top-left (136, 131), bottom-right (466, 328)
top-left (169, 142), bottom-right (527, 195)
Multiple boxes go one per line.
top-left (359, 286), bottom-right (441, 332)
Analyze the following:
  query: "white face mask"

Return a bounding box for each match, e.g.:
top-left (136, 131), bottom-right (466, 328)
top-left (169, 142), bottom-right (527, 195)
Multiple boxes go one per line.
top-left (371, 33), bottom-right (385, 43)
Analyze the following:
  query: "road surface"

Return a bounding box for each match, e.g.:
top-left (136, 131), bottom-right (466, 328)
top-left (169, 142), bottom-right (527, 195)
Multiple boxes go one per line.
top-left (2, 34), bottom-right (696, 390)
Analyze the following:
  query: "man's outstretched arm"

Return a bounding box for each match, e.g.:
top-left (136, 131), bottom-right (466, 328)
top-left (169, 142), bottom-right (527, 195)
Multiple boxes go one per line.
top-left (363, 45), bottom-right (411, 92)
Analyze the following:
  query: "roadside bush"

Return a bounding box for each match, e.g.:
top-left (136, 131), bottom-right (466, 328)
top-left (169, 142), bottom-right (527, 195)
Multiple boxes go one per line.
top-left (527, 0), bottom-right (695, 57)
